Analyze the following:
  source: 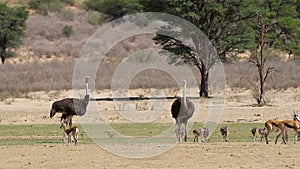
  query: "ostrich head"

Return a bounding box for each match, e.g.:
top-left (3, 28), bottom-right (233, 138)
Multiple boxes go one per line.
top-left (50, 108), bottom-right (56, 119)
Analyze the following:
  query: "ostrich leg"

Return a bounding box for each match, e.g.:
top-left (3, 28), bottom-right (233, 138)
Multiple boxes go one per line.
top-left (177, 119), bottom-right (181, 142)
top-left (184, 122), bottom-right (187, 142)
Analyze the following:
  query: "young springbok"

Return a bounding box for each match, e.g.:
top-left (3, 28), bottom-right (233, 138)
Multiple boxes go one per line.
top-left (220, 126), bottom-right (229, 142)
top-left (192, 127), bottom-right (210, 142)
top-left (60, 121), bottom-right (79, 146)
top-left (251, 127), bottom-right (267, 142)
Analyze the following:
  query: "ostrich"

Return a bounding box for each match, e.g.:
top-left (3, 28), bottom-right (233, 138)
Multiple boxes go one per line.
top-left (171, 80), bottom-right (195, 142)
top-left (50, 76), bottom-right (90, 128)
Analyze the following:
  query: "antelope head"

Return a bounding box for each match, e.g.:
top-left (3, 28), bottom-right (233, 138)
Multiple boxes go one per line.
top-left (293, 110), bottom-right (300, 122)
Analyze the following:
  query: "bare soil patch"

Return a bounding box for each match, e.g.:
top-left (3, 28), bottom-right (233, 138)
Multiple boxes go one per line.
top-left (1, 88), bottom-right (300, 124)
top-left (1, 143), bottom-right (299, 169)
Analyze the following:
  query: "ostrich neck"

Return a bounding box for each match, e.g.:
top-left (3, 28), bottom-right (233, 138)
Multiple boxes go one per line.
top-left (183, 82), bottom-right (187, 107)
top-left (85, 82), bottom-right (89, 96)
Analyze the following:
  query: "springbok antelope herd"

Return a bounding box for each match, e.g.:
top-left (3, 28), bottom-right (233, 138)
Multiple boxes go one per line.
top-left (264, 111), bottom-right (300, 144)
top-left (52, 110), bottom-right (300, 146)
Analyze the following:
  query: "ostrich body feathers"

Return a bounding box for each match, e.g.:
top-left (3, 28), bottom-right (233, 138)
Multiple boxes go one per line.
top-left (171, 97), bottom-right (194, 124)
top-left (50, 95), bottom-right (89, 118)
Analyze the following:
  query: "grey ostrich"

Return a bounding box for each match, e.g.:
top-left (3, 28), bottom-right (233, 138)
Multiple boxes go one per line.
top-left (50, 76), bottom-right (90, 128)
top-left (171, 80), bottom-right (195, 142)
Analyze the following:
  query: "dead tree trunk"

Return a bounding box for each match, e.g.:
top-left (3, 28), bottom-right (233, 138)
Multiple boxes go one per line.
top-left (250, 15), bottom-right (276, 106)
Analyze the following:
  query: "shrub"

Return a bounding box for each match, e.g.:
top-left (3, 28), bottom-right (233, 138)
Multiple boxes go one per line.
top-left (61, 0), bottom-right (75, 6)
top-left (86, 11), bottom-right (104, 25)
top-left (28, 0), bottom-right (63, 15)
top-left (23, 13), bottom-right (97, 57)
top-left (58, 8), bottom-right (75, 21)
top-left (62, 25), bottom-right (73, 38)
top-left (84, 0), bottom-right (142, 20)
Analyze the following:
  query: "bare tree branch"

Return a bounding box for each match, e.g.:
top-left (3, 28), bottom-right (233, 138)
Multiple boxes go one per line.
top-left (263, 67), bottom-right (277, 82)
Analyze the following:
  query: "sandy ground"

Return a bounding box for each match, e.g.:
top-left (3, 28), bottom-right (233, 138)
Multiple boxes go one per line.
top-left (1, 88), bottom-right (300, 124)
top-left (1, 143), bottom-right (299, 169)
top-left (1, 88), bottom-right (300, 169)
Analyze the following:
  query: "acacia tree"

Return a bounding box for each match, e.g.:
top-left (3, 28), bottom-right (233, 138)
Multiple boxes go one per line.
top-left (246, 0), bottom-right (300, 105)
top-left (142, 0), bottom-right (255, 97)
top-left (0, 3), bottom-right (28, 64)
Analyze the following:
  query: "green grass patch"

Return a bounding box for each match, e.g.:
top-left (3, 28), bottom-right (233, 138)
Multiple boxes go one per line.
top-left (110, 123), bottom-right (172, 137)
top-left (0, 124), bottom-right (93, 145)
top-left (0, 122), bottom-right (292, 145)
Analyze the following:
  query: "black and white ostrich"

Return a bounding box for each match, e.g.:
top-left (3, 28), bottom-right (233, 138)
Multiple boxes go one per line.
top-left (50, 76), bottom-right (90, 128)
top-left (171, 80), bottom-right (195, 142)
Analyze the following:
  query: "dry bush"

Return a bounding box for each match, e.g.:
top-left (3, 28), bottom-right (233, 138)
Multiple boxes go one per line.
top-left (57, 8), bottom-right (76, 21)
top-left (23, 12), bottom-right (97, 58)
top-left (0, 59), bottom-right (74, 99)
top-left (224, 59), bottom-right (300, 90)
top-left (1, 57), bottom-right (299, 99)
top-left (86, 11), bottom-right (105, 25)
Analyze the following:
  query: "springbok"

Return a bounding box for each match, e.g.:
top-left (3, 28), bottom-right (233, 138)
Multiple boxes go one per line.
top-left (251, 127), bottom-right (267, 142)
top-left (264, 112), bottom-right (300, 144)
top-left (275, 112), bottom-right (300, 144)
top-left (192, 127), bottom-right (210, 142)
top-left (220, 126), bottom-right (229, 142)
top-left (60, 121), bottom-right (79, 146)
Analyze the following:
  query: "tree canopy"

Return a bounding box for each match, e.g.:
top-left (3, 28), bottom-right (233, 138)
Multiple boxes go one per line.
top-left (139, 0), bottom-right (300, 98)
top-left (243, 0), bottom-right (300, 105)
top-left (0, 3), bottom-right (28, 64)
top-left (142, 0), bottom-right (257, 97)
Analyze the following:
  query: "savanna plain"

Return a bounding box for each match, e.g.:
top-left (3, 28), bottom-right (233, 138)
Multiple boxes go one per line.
top-left (0, 85), bottom-right (300, 169)
top-left (1, 1), bottom-right (300, 168)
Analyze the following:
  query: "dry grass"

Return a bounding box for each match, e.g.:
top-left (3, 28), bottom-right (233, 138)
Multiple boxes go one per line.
top-left (1, 58), bottom-right (299, 100)
top-left (224, 59), bottom-right (300, 90)
top-left (1, 5), bottom-right (299, 99)
top-left (0, 59), bottom-right (74, 99)
top-left (23, 12), bottom-right (98, 58)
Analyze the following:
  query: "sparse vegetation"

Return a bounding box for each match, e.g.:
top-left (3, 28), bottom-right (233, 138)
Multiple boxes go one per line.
top-left (0, 0), bottom-right (299, 103)
top-left (1, 58), bottom-right (300, 100)
top-left (86, 11), bottom-right (104, 25)
top-left (84, 0), bottom-right (142, 20)
top-left (23, 12), bottom-right (97, 57)
top-left (28, 0), bottom-right (63, 15)
top-left (0, 122), bottom-right (295, 145)
top-left (61, 0), bottom-right (75, 6)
